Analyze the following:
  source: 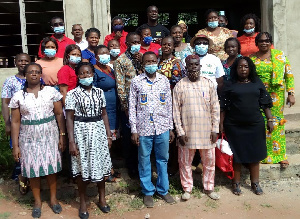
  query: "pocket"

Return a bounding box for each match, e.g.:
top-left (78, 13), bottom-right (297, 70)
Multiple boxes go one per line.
top-left (160, 92), bottom-right (166, 105)
top-left (140, 93), bottom-right (148, 105)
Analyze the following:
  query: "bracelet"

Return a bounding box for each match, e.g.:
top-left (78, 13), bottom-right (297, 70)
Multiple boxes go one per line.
top-left (107, 136), bottom-right (112, 139)
top-left (60, 133), bottom-right (66, 136)
top-left (267, 119), bottom-right (274, 122)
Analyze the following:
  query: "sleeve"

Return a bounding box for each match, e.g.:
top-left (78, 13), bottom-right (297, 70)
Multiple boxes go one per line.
top-left (1, 77), bottom-right (12, 98)
top-left (65, 91), bottom-right (75, 110)
top-left (209, 81), bottom-right (220, 133)
top-left (81, 50), bottom-right (89, 60)
top-left (215, 56), bottom-right (225, 78)
top-left (100, 89), bottom-right (106, 108)
top-left (114, 59), bottom-right (127, 111)
top-left (128, 79), bottom-right (137, 133)
top-left (93, 71), bottom-right (99, 88)
top-left (284, 55), bottom-right (295, 92)
top-left (257, 78), bottom-right (273, 109)
top-left (165, 79), bottom-right (173, 130)
top-left (219, 80), bottom-right (231, 111)
top-left (103, 35), bottom-right (109, 46)
top-left (172, 84), bottom-right (185, 136)
top-left (171, 60), bottom-right (186, 87)
top-left (57, 66), bottom-right (69, 86)
top-left (38, 40), bottom-right (44, 58)
top-left (52, 87), bottom-right (63, 102)
top-left (8, 91), bottom-right (20, 109)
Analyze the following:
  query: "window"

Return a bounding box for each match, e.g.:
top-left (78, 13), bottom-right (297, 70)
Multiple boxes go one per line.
top-left (178, 12), bottom-right (198, 25)
top-left (118, 13), bottom-right (139, 26)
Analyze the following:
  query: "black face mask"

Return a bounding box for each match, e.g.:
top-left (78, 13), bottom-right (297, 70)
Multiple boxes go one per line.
top-left (219, 23), bottom-right (227, 27)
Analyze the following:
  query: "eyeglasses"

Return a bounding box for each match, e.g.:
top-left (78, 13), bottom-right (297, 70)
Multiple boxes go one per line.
top-left (194, 41), bottom-right (209, 45)
top-left (78, 71), bottom-right (93, 76)
top-left (52, 22), bottom-right (64, 27)
top-left (26, 70), bottom-right (42, 75)
top-left (258, 39), bottom-right (271, 43)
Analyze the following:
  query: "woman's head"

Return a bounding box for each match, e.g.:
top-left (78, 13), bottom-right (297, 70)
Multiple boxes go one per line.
top-left (218, 15), bottom-right (228, 27)
top-left (23, 63), bottom-right (42, 85)
top-left (224, 37), bottom-right (241, 57)
top-left (75, 62), bottom-right (95, 86)
top-left (170, 25), bottom-right (183, 44)
top-left (139, 27), bottom-right (152, 45)
top-left (108, 39), bottom-right (120, 57)
top-left (255, 32), bottom-right (273, 52)
top-left (63, 44), bottom-right (82, 65)
top-left (111, 16), bottom-right (124, 33)
top-left (94, 45), bottom-right (110, 65)
top-left (240, 13), bottom-right (261, 34)
top-left (15, 53), bottom-right (31, 73)
top-left (204, 9), bottom-right (219, 29)
top-left (177, 20), bottom-right (187, 33)
top-left (85, 28), bottom-right (101, 47)
top-left (41, 37), bottom-right (58, 57)
top-left (161, 36), bottom-right (175, 55)
top-left (230, 57), bottom-right (257, 82)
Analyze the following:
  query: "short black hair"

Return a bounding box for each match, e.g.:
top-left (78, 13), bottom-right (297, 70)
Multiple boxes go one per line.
top-left (224, 37), bottom-right (241, 54)
top-left (170, 25), bottom-right (183, 33)
top-left (136, 26), bottom-right (151, 35)
top-left (240, 13), bottom-right (261, 33)
top-left (147, 5), bottom-right (158, 13)
top-left (50, 16), bottom-right (63, 26)
top-left (85, 27), bottom-right (101, 38)
top-left (75, 61), bottom-right (95, 76)
top-left (126, 32), bottom-right (140, 42)
top-left (204, 9), bottom-right (219, 20)
top-left (112, 16), bottom-right (124, 24)
top-left (162, 36), bottom-right (175, 44)
top-left (23, 62), bottom-right (42, 76)
top-left (219, 15), bottom-right (228, 22)
top-left (107, 39), bottom-right (120, 48)
top-left (255, 32), bottom-right (273, 46)
top-left (94, 45), bottom-right (109, 55)
top-left (40, 37), bottom-right (58, 54)
top-left (63, 44), bottom-right (82, 65)
top-left (15, 53), bottom-right (30, 61)
top-left (230, 56), bottom-right (257, 83)
top-left (142, 51), bottom-right (157, 62)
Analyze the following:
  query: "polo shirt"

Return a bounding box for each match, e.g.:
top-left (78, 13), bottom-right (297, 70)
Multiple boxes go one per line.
top-left (57, 65), bottom-right (77, 91)
top-left (139, 43), bottom-right (161, 56)
top-left (103, 31), bottom-right (128, 54)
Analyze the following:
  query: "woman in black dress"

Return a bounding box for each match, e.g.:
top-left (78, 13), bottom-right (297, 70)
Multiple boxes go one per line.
top-left (220, 56), bottom-right (273, 196)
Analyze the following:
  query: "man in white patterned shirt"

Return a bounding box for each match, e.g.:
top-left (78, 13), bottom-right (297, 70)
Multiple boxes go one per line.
top-left (129, 51), bottom-right (175, 208)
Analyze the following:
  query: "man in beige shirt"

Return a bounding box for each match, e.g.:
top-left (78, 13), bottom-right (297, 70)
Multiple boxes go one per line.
top-left (173, 54), bottom-right (220, 201)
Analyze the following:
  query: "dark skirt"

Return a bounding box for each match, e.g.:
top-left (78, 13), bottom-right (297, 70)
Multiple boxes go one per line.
top-left (224, 119), bottom-right (267, 163)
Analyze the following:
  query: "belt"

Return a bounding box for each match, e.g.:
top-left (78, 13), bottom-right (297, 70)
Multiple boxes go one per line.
top-left (21, 115), bottom-right (55, 125)
top-left (74, 115), bottom-right (102, 122)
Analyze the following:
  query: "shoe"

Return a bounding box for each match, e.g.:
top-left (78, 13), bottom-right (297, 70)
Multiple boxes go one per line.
top-left (143, 195), bottom-right (154, 208)
top-left (79, 210), bottom-right (89, 219)
top-left (181, 191), bottom-right (191, 201)
top-left (251, 182), bottom-right (263, 195)
top-left (232, 182), bottom-right (242, 196)
top-left (32, 208), bottom-right (41, 218)
top-left (203, 190), bottom-right (220, 200)
top-left (51, 204), bottom-right (62, 214)
top-left (156, 193), bottom-right (176, 204)
top-left (105, 175), bottom-right (116, 183)
top-left (96, 203), bottom-right (110, 213)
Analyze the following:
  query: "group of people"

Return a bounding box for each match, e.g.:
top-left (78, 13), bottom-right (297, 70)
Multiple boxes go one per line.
top-left (1, 5), bottom-right (296, 219)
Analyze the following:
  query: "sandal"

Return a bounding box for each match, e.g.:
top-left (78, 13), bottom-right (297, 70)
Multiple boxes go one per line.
top-left (19, 177), bottom-right (29, 195)
top-left (96, 202), bottom-right (110, 213)
top-left (279, 160), bottom-right (289, 168)
top-left (105, 175), bottom-right (116, 183)
top-left (232, 182), bottom-right (242, 196)
top-left (251, 182), bottom-right (263, 195)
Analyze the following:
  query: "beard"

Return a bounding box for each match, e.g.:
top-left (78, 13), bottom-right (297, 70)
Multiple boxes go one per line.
top-left (188, 71), bottom-right (200, 81)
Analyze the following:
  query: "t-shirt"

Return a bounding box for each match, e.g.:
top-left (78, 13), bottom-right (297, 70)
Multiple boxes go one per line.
top-left (139, 43), bottom-right (161, 56)
top-left (57, 65), bottom-right (77, 91)
top-left (38, 34), bottom-right (75, 58)
top-left (76, 39), bottom-right (88, 51)
top-left (136, 23), bottom-right (170, 42)
top-left (36, 58), bottom-right (63, 86)
top-left (103, 31), bottom-right (128, 54)
top-left (82, 48), bottom-right (96, 65)
top-left (199, 54), bottom-right (225, 88)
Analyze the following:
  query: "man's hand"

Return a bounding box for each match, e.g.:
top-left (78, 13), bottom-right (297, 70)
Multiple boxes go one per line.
top-left (13, 146), bottom-right (21, 162)
top-left (114, 31), bottom-right (122, 40)
top-left (210, 132), bottom-right (218, 144)
top-left (133, 52), bottom-right (142, 62)
top-left (131, 133), bottom-right (139, 146)
top-left (286, 95), bottom-right (295, 107)
top-left (169, 130), bottom-right (175, 143)
top-left (178, 135), bottom-right (188, 146)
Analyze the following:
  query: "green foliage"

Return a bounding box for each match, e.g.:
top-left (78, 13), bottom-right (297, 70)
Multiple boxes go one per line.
top-left (0, 212), bottom-right (11, 219)
top-left (178, 12), bottom-right (198, 25)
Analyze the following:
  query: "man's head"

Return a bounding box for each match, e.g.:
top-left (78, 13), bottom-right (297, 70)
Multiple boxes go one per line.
top-left (50, 17), bottom-right (65, 34)
top-left (185, 54), bottom-right (201, 82)
top-left (71, 24), bottom-right (84, 39)
top-left (142, 51), bottom-right (158, 75)
top-left (190, 34), bottom-right (211, 56)
top-left (126, 32), bottom-right (141, 54)
top-left (147, 5), bottom-right (158, 22)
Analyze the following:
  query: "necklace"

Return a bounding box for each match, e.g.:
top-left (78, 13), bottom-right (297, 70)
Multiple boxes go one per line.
top-left (238, 78), bottom-right (250, 83)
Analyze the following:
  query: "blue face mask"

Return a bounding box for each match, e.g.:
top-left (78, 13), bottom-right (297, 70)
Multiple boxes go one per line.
top-left (79, 76), bottom-right (93, 86)
top-left (69, 56), bottom-right (81, 64)
top-left (243, 28), bottom-right (255, 34)
top-left (44, 49), bottom-right (56, 58)
top-left (144, 64), bottom-right (158, 74)
top-left (207, 21), bottom-right (219, 29)
top-left (53, 26), bottom-right (65, 34)
top-left (98, 54), bottom-right (111, 65)
top-left (112, 25), bottom-right (124, 32)
top-left (195, 45), bottom-right (208, 56)
top-left (143, 36), bottom-right (153, 45)
top-left (110, 49), bottom-right (120, 57)
top-left (130, 44), bottom-right (141, 54)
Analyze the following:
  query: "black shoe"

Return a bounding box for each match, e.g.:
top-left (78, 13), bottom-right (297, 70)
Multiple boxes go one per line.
top-left (51, 204), bottom-right (62, 214)
top-left (79, 210), bottom-right (89, 219)
top-left (143, 195), bottom-right (154, 208)
top-left (156, 193), bottom-right (176, 204)
top-left (96, 203), bottom-right (110, 213)
top-left (32, 208), bottom-right (41, 218)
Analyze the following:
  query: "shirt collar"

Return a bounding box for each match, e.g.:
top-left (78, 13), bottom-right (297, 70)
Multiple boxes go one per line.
top-left (140, 72), bottom-right (163, 83)
top-left (51, 34), bottom-right (67, 42)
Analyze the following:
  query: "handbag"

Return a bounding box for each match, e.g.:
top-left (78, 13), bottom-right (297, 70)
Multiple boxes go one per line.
top-left (215, 133), bottom-right (234, 179)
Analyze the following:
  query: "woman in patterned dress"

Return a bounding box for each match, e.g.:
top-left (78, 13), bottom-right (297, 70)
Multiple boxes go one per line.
top-left (10, 63), bottom-right (66, 218)
top-left (65, 62), bottom-right (112, 218)
top-left (195, 9), bottom-right (233, 61)
top-left (250, 32), bottom-right (295, 168)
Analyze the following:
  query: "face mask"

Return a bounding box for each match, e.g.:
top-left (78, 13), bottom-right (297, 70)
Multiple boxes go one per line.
top-left (69, 56), bottom-right (81, 64)
top-left (144, 64), bottom-right (158, 74)
top-left (44, 49), bottom-right (56, 58)
top-left (53, 26), bottom-right (65, 34)
top-left (158, 48), bottom-right (162, 56)
top-left (113, 25), bottom-right (124, 32)
top-left (79, 76), bottom-right (93, 86)
top-left (207, 21), bottom-right (219, 29)
top-left (195, 45), bottom-right (208, 56)
top-left (130, 44), bottom-right (141, 54)
top-left (243, 28), bottom-right (255, 34)
top-left (188, 71), bottom-right (200, 81)
top-left (110, 49), bottom-right (120, 57)
top-left (219, 23), bottom-right (227, 27)
top-left (98, 54), bottom-right (111, 65)
top-left (143, 36), bottom-right (153, 45)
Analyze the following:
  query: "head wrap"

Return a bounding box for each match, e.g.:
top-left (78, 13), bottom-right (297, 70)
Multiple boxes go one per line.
top-left (185, 54), bottom-right (200, 64)
top-left (178, 20), bottom-right (186, 25)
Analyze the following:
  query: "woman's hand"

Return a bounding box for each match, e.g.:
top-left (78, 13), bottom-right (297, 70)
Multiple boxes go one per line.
top-left (178, 135), bottom-right (188, 146)
top-left (169, 130), bottom-right (175, 143)
top-left (267, 121), bottom-right (274, 133)
top-left (58, 135), bottom-right (67, 152)
top-left (286, 95), bottom-right (295, 107)
top-left (13, 146), bottom-right (21, 162)
top-left (210, 132), bottom-right (218, 144)
top-left (69, 142), bottom-right (79, 156)
top-left (219, 123), bottom-right (224, 134)
top-left (108, 138), bottom-right (112, 149)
